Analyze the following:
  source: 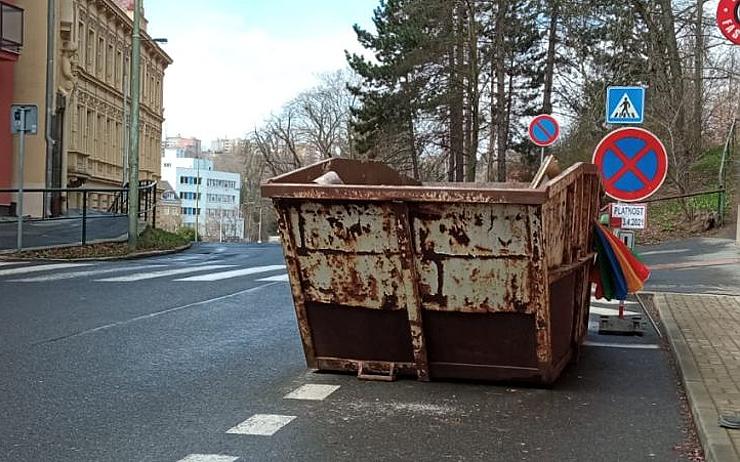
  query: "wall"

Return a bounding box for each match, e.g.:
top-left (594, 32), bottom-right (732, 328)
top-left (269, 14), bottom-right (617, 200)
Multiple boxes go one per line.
top-left (12, 0), bottom-right (49, 217)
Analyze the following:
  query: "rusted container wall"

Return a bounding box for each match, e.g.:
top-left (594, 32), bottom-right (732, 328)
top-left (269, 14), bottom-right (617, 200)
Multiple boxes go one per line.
top-left (263, 159), bottom-right (599, 384)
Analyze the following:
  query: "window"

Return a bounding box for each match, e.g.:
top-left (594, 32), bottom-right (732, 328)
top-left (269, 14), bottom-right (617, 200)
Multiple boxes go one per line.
top-left (97, 36), bottom-right (104, 76)
top-left (86, 109), bottom-right (94, 153)
top-left (115, 49), bottom-right (122, 87)
top-left (107, 43), bottom-right (114, 82)
top-left (78, 21), bottom-right (86, 66)
top-left (87, 29), bottom-right (95, 69)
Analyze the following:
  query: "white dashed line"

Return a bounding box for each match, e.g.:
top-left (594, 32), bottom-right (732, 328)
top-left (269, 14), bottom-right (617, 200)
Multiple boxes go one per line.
top-left (226, 414), bottom-right (296, 436)
top-left (174, 265), bottom-right (286, 282)
top-left (177, 455), bottom-right (239, 462)
top-left (0, 263), bottom-right (92, 276)
top-left (96, 264), bottom-right (233, 282)
top-left (639, 248), bottom-right (689, 256)
top-left (583, 341), bottom-right (660, 350)
top-left (256, 273), bottom-right (289, 282)
top-left (284, 384), bottom-right (340, 401)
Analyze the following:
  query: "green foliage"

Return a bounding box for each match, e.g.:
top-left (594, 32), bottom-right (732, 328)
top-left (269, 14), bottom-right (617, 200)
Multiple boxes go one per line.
top-left (174, 227), bottom-right (198, 243)
top-left (138, 227), bottom-right (191, 250)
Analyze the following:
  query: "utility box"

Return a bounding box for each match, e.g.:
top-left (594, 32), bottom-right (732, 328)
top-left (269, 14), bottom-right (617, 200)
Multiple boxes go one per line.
top-left (262, 159), bottom-right (600, 384)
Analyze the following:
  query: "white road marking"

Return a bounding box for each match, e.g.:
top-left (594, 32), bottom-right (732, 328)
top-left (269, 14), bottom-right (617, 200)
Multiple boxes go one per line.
top-left (0, 263), bottom-right (92, 277)
top-left (226, 414), bottom-right (296, 436)
top-left (583, 341), bottom-right (660, 350)
top-left (640, 248), bottom-right (689, 256)
top-left (256, 273), bottom-right (289, 282)
top-left (175, 265), bottom-right (286, 282)
top-left (284, 384), bottom-right (340, 401)
top-left (96, 264), bottom-right (233, 282)
top-left (177, 455), bottom-right (239, 462)
top-left (10, 265), bottom-right (165, 282)
top-left (591, 298), bottom-right (638, 306)
top-left (589, 306), bottom-right (640, 317)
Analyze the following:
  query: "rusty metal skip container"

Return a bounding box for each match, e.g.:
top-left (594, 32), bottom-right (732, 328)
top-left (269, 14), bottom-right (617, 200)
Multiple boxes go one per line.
top-left (261, 159), bottom-right (599, 384)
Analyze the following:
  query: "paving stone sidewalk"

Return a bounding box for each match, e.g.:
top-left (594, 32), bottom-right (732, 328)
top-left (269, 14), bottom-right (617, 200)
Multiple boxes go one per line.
top-left (656, 293), bottom-right (740, 462)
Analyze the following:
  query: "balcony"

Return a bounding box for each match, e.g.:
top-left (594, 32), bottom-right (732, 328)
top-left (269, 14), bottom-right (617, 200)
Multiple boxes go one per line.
top-left (0, 1), bottom-right (23, 55)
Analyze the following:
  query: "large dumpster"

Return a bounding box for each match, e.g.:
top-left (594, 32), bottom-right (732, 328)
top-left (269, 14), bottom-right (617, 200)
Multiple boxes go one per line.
top-left (261, 159), bottom-right (599, 384)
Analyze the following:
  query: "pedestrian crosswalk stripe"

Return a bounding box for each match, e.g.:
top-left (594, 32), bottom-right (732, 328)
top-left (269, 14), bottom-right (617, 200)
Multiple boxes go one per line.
top-left (10, 264), bottom-right (165, 282)
top-left (226, 414), bottom-right (296, 436)
top-left (0, 263), bottom-right (92, 277)
top-left (174, 265), bottom-right (286, 282)
top-left (177, 455), bottom-right (239, 462)
top-left (256, 273), bottom-right (289, 282)
top-left (96, 264), bottom-right (233, 282)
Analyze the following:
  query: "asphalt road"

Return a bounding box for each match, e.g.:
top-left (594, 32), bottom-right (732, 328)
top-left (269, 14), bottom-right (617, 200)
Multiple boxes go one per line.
top-left (639, 237), bottom-right (740, 295)
top-left (0, 243), bottom-right (692, 461)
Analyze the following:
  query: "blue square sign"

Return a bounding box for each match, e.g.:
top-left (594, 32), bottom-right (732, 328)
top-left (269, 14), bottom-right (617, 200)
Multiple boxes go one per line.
top-left (606, 86), bottom-right (645, 124)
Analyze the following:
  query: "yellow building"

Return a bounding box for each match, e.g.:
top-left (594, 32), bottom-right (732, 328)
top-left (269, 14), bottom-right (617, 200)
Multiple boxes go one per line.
top-left (12, 0), bottom-right (171, 216)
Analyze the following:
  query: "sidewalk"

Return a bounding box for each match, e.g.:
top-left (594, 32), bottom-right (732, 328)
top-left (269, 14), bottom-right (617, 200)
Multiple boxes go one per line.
top-left (656, 293), bottom-right (740, 461)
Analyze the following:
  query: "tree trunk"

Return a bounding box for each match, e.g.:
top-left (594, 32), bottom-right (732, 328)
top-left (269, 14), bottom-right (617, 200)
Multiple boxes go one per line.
top-left (494, 0), bottom-right (507, 182)
top-left (542, 2), bottom-right (559, 114)
top-left (692, 0), bottom-right (704, 156)
top-left (465, 0), bottom-right (479, 182)
top-left (450, 0), bottom-right (465, 182)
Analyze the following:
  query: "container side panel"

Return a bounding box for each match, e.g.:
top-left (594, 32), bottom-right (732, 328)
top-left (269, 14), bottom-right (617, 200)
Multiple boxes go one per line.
top-left (413, 203), bottom-right (529, 257)
top-left (417, 257), bottom-right (532, 313)
top-left (289, 202), bottom-right (399, 253)
top-left (298, 251), bottom-right (406, 310)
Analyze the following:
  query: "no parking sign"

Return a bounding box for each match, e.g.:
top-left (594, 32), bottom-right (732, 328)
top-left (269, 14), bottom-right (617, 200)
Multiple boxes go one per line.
top-left (528, 114), bottom-right (560, 147)
top-left (592, 128), bottom-right (668, 202)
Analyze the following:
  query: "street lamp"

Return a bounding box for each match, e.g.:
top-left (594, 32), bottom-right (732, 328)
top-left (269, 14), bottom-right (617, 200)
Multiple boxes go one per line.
top-left (126, 0), bottom-right (166, 249)
top-left (122, 37), bottom-right (167, 186)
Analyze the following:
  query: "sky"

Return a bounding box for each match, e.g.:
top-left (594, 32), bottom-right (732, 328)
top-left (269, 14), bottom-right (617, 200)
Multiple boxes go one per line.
top-left (145, 0), bottom-right (378, 146)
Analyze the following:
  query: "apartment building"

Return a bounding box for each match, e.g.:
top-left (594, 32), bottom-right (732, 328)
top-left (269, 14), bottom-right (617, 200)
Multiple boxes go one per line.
top-left (160, 148), bottom-right (244, 241)
top-left (7, 0), bottom-right (171, 217)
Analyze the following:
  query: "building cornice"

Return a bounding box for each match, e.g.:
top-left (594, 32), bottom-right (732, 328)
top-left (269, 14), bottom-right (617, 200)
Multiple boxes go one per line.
top-left (91, 0), bottom-right (173, 67)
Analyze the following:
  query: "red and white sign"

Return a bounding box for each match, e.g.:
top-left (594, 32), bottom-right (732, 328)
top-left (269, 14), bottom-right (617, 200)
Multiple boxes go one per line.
top-left (593, 128), bottom-right (668, 202)
top-left (717, 0), bottom-right (740, 45)
top-left (528, 114), bottom-right (560, 147)
top-left (611, 203), bottom-right (647, 230)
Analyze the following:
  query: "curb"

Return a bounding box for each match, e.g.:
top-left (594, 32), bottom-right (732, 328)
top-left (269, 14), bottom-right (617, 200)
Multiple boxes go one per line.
top-left (0, 243), bottom-right (192, 263)
top-left (655, 293), bottom-right (738, 462)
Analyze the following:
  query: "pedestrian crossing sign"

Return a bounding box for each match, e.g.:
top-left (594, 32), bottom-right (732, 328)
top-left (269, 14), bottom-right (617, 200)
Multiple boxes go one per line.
top-left (606, 86), bottom-right (645, 124)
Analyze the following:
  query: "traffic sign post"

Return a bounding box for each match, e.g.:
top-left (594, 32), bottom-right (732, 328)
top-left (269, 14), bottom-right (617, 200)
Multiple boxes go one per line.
top-left (592, 127), bottom-right (668, 202)
top-left (717, 0), bottom-right (740, 45)
top-left (606, 86), bottom-right (645, 124)
top-left (528, 114), bottom-right (560, 164)
top-left (10, 105), bottom-right (39, 251)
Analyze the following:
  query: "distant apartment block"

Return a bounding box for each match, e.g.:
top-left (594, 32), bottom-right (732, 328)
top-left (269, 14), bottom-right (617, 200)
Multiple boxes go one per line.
top-left (164, 135), bottom-right (201, 157)
top-left (160, 148), bottom-right (243, 241)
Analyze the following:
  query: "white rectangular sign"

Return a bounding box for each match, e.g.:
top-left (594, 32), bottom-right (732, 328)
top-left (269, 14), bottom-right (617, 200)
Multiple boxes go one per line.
top-left (611, 203), bottom-right (647, 229)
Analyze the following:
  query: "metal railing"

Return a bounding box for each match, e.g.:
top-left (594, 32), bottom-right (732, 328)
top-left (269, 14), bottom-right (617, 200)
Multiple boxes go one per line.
top-left (643, 188), bottom-right (727, 227)
top-left (0, 181), bottom-right (157, 248)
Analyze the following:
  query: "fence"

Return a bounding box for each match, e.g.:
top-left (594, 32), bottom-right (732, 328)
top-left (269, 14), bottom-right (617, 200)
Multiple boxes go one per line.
top-left (0, 181), bottom-right (157, 250)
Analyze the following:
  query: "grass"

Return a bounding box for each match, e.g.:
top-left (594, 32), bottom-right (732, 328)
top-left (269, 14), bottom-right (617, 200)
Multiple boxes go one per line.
top-left (3, 227), bottom-right (191, 260)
